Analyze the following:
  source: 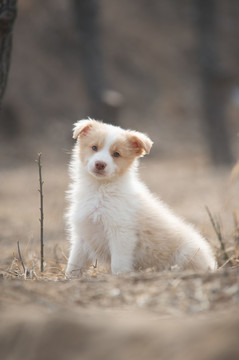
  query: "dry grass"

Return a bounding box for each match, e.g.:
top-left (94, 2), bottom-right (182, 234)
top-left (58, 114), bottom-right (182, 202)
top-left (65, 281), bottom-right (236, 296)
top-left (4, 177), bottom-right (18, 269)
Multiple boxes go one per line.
top-left (206, 207), bottom-right (239, 269)
top-left (1, 158), bottom-right (239, 281)
top-left (2, 209), bottom-right (239, 282)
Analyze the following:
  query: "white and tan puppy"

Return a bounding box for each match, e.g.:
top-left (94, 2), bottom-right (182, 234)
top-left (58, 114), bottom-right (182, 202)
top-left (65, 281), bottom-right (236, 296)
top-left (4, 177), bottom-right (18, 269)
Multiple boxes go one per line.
top-left (66, 119), bottom-right (216, 276)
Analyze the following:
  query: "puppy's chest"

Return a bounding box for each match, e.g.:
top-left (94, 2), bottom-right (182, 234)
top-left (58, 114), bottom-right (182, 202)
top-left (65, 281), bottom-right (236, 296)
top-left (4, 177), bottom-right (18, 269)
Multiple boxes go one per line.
top-left (79, 187), bottom-right (133, 229)
top-left (80, 191), bottom-right (114, 225)
top-left (88, 196), bottom-right (106, 224)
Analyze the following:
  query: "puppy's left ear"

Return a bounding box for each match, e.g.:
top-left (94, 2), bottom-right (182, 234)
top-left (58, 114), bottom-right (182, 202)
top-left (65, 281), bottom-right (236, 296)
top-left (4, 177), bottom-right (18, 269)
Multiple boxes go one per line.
top-left (128, 131), bottom-right (153, 156)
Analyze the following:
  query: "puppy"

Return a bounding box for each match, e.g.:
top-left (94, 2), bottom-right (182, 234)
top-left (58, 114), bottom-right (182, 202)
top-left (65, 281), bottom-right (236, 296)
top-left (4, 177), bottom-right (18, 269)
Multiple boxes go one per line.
top-left (66, 119), bottom-right (216, 275)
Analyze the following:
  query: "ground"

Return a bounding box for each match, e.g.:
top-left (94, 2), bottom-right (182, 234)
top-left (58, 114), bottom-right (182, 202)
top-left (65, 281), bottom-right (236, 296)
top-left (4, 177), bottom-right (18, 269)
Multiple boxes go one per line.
top-left (0, 156), bottom-right (239, 359)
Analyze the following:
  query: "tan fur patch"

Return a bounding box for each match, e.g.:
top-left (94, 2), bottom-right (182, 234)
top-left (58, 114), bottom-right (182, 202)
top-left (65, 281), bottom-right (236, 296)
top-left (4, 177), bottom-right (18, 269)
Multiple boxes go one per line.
top-left (78, 123), bottom-right (108, 166)
top-left (126, 131), bottom-right (153, 155)
top-left (73, 119), bottom-right (100, 139)
top-left (109, 136), bottom-right (139, 176)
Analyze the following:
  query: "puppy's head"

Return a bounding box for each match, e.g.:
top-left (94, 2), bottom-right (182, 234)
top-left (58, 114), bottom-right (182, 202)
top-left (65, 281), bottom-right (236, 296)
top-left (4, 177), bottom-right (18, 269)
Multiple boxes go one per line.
top-left (73, 119), bottom-right (153, 180)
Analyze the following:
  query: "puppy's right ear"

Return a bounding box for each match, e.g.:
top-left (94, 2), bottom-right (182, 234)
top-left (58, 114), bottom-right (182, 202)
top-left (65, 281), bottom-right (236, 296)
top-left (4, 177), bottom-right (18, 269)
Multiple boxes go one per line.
top-left (73, 118), bottom-right (97, 139)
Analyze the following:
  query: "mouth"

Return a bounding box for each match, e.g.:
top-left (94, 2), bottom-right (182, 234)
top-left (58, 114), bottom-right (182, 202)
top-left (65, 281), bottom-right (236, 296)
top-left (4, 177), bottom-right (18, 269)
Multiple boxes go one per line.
top-left (92, 169), bottom-right (107, 177)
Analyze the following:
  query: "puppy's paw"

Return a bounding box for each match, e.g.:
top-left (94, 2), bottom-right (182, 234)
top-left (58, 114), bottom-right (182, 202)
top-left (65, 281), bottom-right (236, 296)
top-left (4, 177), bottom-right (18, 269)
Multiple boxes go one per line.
top-left (111, 264), bottom-right (132, 275)
top-left (65, 267), bottom-right (83, 279)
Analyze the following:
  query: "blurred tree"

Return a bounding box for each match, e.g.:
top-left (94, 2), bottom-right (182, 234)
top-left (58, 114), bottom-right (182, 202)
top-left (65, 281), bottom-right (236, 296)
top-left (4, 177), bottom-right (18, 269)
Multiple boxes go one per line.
top-left (72, 0), bottom-right (122, 124)
top-left (197, 0), bottom-right (234, 165)
top-left (0, 0), bottom-right (17, 105)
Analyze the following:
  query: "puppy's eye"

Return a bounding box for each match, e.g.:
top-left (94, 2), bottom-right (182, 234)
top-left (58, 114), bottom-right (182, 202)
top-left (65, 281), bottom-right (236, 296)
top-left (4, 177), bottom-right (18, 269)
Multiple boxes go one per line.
top-left (92, 145), bottom-right (98, 151)
top-left (113, 152), bottom-right (120, 158)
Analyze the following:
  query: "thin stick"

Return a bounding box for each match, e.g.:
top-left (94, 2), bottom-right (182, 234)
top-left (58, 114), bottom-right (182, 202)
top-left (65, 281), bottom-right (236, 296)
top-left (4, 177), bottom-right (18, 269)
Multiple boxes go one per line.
top-left (17, 240), bottom-right (25, 273)
top-left (205, 206), bottom-right (231, 264)
top-left (36, 153), bottom-right (44, 272)
top-left (217, 254), bottom-right (235, 270)
top-left (233, 210), bottom-right (239, 244)
top-left (186, 248), bottom-right (200, 267)
top-left (233, 210), bottom-right (239, 259)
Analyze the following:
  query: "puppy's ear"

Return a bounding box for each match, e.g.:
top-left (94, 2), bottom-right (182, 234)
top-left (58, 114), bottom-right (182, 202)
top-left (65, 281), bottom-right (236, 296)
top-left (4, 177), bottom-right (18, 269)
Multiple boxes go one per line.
top-left (127, 131), bottom-right (153, 156)
top-left (73, 118), bottom-right (98, 139)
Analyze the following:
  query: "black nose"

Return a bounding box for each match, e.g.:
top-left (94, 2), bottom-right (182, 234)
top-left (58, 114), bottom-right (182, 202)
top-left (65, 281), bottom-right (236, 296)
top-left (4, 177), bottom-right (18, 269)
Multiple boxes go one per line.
top-left (95, 161), bottom-right (106, 171)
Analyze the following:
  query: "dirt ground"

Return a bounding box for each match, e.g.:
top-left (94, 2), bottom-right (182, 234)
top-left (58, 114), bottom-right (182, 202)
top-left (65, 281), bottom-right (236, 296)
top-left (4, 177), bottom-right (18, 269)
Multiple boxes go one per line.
top-left (1, 154), bottom-right (239, 359)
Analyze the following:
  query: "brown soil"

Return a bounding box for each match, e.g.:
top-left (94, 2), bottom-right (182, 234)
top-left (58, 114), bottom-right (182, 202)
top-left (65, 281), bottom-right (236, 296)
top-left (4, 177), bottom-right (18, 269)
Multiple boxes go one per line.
top-left (1, 158), bottom-right (239, 359)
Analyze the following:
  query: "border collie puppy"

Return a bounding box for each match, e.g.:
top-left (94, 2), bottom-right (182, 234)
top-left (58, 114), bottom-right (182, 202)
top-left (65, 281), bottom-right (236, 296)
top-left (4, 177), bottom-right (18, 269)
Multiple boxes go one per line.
top-left (66, 119), bottom-right (216, 275)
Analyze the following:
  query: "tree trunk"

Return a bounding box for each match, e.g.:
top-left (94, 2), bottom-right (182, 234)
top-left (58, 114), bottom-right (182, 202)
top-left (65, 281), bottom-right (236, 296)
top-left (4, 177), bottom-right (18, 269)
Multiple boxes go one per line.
top-left (0, 0), bottom-right (17, 105)
top-left (72, 0), bottom-right (122, 124)
top-left (196, 0), bottom-right (234, 165)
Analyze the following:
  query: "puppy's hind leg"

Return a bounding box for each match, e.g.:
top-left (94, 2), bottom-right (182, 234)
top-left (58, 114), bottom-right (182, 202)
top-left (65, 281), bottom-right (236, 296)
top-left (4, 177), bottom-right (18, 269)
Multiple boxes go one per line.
top-left (66, 238), bottom-right (91, 277)
top-left (174, 241), bottom-right (216, 272)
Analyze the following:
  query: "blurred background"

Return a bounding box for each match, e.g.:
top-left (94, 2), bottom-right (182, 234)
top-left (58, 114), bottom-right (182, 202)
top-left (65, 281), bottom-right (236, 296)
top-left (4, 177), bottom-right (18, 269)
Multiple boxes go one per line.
top-left (0, 0), bottom-right (239, 270)
top-left (0, 0), bottom-right (238, 166)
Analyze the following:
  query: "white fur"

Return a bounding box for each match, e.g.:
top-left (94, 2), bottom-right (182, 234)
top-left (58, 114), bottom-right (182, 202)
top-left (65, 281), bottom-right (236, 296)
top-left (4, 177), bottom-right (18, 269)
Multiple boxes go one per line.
top-left (66, 119), bottom-right (217, 276)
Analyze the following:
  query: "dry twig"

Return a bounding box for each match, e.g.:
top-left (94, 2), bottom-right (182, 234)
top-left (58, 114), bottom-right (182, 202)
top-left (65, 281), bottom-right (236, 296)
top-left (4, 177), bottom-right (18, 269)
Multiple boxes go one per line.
top-left (36, 153), bottom-right (44, 272)
top-left (17, 240), bottom-right (25, 273)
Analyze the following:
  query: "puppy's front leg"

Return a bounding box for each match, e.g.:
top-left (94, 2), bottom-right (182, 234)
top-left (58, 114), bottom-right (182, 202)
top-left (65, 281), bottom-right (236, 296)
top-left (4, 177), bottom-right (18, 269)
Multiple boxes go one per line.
top-left (109, 232), bottom-right (136, 275)
top-left (66, 238), bottom-right (91, 277)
